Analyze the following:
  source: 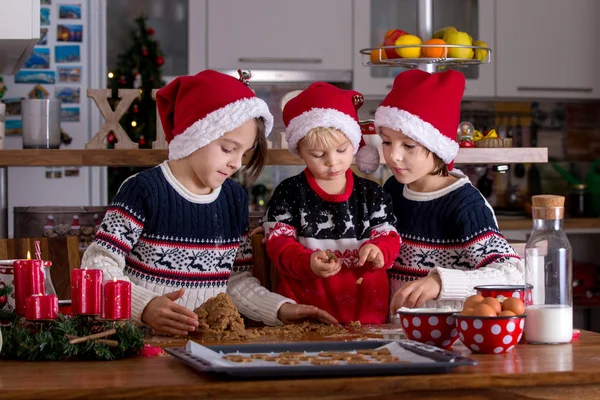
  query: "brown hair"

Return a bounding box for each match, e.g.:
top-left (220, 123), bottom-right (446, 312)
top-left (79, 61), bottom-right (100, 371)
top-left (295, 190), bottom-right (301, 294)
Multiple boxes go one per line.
top-left (424, 149), bottom-right (449, 177)
top-left (242, 117), bottom-right (267, 185)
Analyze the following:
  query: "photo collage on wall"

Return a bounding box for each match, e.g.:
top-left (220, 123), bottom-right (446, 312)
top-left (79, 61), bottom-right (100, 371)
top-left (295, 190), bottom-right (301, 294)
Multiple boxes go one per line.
top-left (4, 0), bottom-right (87, 178)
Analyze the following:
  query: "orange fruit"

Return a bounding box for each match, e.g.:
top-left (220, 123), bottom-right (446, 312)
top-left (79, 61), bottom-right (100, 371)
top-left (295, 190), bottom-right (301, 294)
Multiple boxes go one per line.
top-left (370, 46), bottom-right (387, 64)
top-left (422, 38), bottom-right (447, 58)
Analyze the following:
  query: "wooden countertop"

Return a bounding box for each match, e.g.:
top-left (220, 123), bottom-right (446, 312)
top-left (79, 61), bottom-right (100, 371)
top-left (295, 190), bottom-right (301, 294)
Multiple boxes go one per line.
top-left (1, 328), bottom-right (599, 399)
top-left (498, 217), bottom-right (600, 232)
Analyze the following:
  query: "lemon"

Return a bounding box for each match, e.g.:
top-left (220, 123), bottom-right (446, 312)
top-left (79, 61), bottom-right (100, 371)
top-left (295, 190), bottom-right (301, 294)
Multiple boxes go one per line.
top-left (433, 26), bottom-right (457, 43)
top-left (473, 40), bottom-right (489, 61)
top-left (394, 35), bottom-right (422, 58)
top-left (446, 31), bottom-right (473, 59)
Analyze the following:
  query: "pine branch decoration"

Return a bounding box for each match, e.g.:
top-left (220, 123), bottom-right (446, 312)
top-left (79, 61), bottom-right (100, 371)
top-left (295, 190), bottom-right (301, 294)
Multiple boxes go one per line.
top-left (0, 314), bottom-right (144, 361)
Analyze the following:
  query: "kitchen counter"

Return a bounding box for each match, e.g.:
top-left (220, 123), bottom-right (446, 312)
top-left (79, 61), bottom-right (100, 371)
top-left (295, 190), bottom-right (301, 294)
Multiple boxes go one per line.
top-left (1, 328), bottom-right (599, 399)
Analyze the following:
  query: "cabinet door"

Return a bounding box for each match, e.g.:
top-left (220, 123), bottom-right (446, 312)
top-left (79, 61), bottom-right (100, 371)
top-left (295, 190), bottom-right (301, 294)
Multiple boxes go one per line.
top-left (0, 0), bottom-right (38, 39)
top-left (353, 0), bottom-right (495, 98)
top-left (496, 0), bottom-right (600, 99)
top-left (207, 0), bottom-right (352, 70)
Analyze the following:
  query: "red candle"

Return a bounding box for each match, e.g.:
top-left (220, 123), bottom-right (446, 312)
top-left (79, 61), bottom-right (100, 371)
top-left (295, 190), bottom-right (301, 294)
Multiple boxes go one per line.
top-left (102, 278), bottom-right (131, 320)
top-left (71, 268), bottom-right (103, 315)
top-left (13, 257), bottom-right (45, 316)
top-left (25, 293), bottom-right (59, 320)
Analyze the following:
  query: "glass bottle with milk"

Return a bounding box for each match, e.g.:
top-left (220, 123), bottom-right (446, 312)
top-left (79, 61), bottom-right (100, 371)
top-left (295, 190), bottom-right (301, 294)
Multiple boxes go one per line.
top-left (524, 195), bottom-right (573, 344)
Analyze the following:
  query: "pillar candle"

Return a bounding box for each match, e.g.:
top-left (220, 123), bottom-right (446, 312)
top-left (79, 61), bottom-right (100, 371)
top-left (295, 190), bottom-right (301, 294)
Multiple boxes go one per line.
top-left (102, 278), bottom-right (131, 320)
top-left (13, 259), bottom-right (45, 316)
top-left (25, 293), bottom-right (59, 320)
top-left (71, 268), bottom-right (103, 315)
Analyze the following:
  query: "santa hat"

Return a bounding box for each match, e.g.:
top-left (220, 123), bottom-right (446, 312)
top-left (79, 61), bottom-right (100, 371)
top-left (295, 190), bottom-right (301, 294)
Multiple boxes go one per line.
top-left (156, 69), bottom-right (274, 161)
top-left (44, 215), bottom-right (54, 230)
top-left (374, 69), bottom-right (465, 169)
top-left (71, 215), bottom-right (80, 231)
top-left (281, 82), bottom-right (380, 174)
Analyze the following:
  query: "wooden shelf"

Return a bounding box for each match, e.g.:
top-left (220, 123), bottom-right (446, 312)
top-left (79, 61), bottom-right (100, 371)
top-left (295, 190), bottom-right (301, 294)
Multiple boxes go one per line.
top-left (0, 147), bottom-right (548, 167)
top-left (499, 218), bottom-right (600, 232)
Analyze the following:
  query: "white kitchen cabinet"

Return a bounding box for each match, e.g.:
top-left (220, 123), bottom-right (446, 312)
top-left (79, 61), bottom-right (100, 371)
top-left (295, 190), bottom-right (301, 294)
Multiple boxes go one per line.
top-left (353, 0), bottom-right (495, 98)
top-left (0, 0), bottom-right (40, 74)
top-left (496, 0), bottom-right (600, 99)
top-left (207, 0), bottom-right (352, 71)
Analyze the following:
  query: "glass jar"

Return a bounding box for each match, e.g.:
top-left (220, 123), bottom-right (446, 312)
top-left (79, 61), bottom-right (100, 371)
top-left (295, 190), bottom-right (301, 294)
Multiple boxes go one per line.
top-left (524, 195), bottom-right (573, 344)
top-left (567, 184), bottom-right (592, 218)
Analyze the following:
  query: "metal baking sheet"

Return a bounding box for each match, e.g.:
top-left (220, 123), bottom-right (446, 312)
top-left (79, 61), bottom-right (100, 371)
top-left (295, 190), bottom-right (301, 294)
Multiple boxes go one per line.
top-left (165, 340), bottom-right (476, 379)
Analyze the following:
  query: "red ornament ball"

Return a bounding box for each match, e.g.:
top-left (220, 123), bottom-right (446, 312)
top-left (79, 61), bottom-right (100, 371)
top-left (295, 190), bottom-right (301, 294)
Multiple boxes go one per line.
top-left (133, 105), bottom-right (139, 113)
top-left (0, 295), bottom-right (6, 308)
top-left (142, 47), bottom-right (149, 56)
top-left (147, 27), bottom-right (155, 35)
top-left (156, 56), bottom-right (164, 66)
top-left (107, 132), bottom-right (116, 144)
top-left (139, 136), bottom-right (147, 147)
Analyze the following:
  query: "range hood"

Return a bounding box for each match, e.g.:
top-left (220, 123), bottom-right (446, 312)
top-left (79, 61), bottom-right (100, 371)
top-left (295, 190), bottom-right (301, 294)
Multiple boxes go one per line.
top-left (0, 0), bottom-right (40, 74)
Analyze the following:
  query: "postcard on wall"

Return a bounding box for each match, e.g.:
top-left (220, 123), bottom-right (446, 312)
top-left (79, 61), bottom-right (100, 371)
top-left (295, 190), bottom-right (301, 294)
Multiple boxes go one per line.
top-left (5, 119), bottom-right (22, 136)
top-left (38, 28), bottom-right (49, 45)
top-left (41, 8), bottom-right (50, 26)
top-left (59, 4), bottom-right (81, 19)
top-left (61, 107), bottom-right (80, 122)
top-left (57, 24), bottom-right (83, 42)
top-left (58, 66), bottom-right (81, 83)
top-left (14, 70), bottom-right (55, 84)
top-left (3, 98), bottom-right (24, 116)
top-left (55, 87), bottom-right (80, 104)
top-left (41, 0), bottom-right (51, 4)
top-left (55, 45), bottom-right (80, 63)
top-left (24, 48), bottom-right (50, 69)
top-left (29, 85), bottom-right (50, 99)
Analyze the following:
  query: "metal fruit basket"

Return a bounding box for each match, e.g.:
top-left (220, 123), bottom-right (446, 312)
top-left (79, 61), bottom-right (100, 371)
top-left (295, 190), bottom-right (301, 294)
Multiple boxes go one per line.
top-left (359, 44), bottom-right (492, 68)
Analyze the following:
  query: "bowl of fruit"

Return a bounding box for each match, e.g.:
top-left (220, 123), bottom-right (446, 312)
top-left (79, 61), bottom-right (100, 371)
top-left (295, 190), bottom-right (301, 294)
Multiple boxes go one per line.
top-left (397, 307), bottom-right (460, 349)
top-left (456, 294), bottom-right (526, 354)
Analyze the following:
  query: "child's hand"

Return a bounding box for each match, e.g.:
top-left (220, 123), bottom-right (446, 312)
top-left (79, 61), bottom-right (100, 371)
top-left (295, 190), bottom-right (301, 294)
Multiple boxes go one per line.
top-left (141, 288), bottom-right (200, 336)
top-left (357, 244), bottom-right (384, 268)
top-left (278, 302), bottom-right (339, 325)
top-left (310, 251), bottom-right (342, 278)
top-left (389, 274), bottom-right (442, 313)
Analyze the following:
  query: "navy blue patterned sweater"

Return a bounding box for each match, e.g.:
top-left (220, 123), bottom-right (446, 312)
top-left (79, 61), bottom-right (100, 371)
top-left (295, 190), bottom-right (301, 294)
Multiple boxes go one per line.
top-left (383, 173), bottom-right (524, 310)
top-left (82, 161), bottom-right (290, 325)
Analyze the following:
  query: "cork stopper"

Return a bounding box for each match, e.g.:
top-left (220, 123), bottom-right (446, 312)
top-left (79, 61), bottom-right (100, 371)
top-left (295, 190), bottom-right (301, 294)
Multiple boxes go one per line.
top-left (531, 195), bottom-right (565, 219)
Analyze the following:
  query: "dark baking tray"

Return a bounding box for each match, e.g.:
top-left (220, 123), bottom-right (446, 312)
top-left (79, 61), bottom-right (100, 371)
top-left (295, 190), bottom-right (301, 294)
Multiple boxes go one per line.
top-left (165, 340), bottom-right (476, 379)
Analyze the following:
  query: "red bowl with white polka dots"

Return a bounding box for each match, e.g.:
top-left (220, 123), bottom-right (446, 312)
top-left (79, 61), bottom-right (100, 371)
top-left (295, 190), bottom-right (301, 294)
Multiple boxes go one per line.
top-left (397, 309), bottom-right (460, 349)
top-left (456, 314), bottom-right (526, 354)
top-left (474, 285), bottom-right (534, 306)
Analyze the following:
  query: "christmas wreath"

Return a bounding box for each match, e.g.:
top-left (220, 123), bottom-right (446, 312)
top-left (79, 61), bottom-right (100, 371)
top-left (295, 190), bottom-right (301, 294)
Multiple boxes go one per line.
top-left (1, 313), bottom-right (144, 361)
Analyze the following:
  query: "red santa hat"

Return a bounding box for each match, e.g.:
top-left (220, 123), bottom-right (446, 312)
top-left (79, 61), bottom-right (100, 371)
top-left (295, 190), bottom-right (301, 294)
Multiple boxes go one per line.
top-left (44, 215), bottom-right (54, 230)
top-left (71, 215), bottom-right (80, 231)
top-left (281, 82), bottom-right (379, 174)
top-left (156, 69), bottom-right (274, 161)
top-left (374, 69), bottom-right (465, 168)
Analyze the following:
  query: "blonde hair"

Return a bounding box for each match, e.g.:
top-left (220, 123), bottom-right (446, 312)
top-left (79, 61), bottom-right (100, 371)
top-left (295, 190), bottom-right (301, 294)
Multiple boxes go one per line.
top-left (297, 127), bottom-right (349, 150)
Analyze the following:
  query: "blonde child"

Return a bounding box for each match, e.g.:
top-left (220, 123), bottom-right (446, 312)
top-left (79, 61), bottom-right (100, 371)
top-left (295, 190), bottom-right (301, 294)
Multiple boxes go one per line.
top-left (374, 69), bottom-right (524, 314)
top-left (262, 82), bottom-right (400, 324)
top-left (82, 70), bottom-right (337, 336)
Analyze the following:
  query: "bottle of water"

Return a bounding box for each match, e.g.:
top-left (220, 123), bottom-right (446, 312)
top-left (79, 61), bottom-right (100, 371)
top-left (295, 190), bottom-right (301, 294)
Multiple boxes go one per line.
top-left (524, 195), bottom-right (573, 344)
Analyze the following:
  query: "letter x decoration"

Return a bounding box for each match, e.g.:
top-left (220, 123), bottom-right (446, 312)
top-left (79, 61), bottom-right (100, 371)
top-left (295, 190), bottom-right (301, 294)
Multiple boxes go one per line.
top-left (151, 89), bottom-right (168, 149)
top-left (86, 89), bottom-right (140, 149)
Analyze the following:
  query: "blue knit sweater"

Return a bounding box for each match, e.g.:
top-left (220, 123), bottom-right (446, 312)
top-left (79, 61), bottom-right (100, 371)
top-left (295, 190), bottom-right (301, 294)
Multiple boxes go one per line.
top-left (383, 173), bottom-right (524, 309)
top-left (82, 161), bottom-right (290, 325)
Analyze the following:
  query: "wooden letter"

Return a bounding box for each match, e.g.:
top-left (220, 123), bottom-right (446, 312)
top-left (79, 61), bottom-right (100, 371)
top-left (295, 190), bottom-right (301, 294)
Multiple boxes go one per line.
top-left (86, 89), bottom-right (140, 149)
top-left (151, 89), bottom-right (168, 149)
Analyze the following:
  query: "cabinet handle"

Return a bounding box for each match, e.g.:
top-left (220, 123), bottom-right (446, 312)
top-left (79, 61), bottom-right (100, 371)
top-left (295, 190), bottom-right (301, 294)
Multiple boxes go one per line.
top-left (238, 57), bottom-right (322, 64)
top-left (517, 86), bottom-right (593, 93)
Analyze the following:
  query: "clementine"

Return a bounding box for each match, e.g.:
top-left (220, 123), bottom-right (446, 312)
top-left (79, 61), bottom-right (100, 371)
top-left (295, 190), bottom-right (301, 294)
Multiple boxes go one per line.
top-left (370, 46), bottom-right (388, 64)
top-left (422, 38), bottom-right (447, 58)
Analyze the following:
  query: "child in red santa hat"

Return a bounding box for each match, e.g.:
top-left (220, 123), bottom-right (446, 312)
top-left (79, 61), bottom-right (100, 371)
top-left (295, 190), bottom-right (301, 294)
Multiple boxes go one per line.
top-left (262, 82), bottom-right (400, 324)
top-left (375, 69), bottom-right (524, 315)
top-left (82, 70), bottom-right (336, 336)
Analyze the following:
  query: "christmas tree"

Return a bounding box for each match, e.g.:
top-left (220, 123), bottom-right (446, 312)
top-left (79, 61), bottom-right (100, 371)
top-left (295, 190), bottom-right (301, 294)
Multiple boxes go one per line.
top-left (106, 16), bottom-right (165, 200)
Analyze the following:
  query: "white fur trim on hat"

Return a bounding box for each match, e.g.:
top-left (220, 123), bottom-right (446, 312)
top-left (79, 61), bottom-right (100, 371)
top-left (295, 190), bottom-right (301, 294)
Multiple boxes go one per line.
top-left (286, 108), bottom-right (361, 154)
top-left (168, 97), bottom-right (274, 161)
top-left (374, 106), bottom-right (459, 164)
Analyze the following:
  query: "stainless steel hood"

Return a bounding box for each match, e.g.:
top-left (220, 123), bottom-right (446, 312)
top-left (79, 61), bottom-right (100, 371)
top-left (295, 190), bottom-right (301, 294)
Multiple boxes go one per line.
top-left (218, 69), bottom-right (352, 84)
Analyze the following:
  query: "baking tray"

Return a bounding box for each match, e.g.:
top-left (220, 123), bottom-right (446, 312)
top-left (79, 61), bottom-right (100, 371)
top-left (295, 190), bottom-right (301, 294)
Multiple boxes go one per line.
top-left (165, 339), bottom-right (476, 379)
